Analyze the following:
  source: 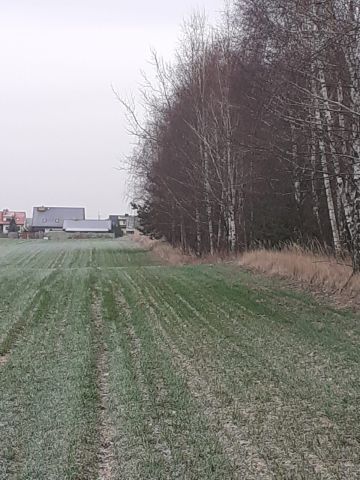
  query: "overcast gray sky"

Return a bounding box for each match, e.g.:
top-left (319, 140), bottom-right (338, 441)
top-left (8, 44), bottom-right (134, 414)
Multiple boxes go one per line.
top-left (0, 0), bottom-right (223, 218)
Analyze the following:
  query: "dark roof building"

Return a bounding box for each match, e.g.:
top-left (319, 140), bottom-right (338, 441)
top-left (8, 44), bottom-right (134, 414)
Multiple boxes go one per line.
top-left (32, 206), bottom-right (85, 230)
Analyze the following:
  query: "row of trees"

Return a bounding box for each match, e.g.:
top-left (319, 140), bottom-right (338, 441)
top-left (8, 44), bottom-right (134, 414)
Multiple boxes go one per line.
top-left (125, 0), bottom-right (360, 272)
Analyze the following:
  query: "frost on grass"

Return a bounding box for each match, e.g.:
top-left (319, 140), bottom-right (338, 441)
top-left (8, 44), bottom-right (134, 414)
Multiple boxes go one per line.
top-left (115, 289), bottom-right (174, 466)
top-left (1, 239), bottom-right (359, 479)
top-left (92, 287), bottom-right (115, 480)
top-left (151, 312), bottom-right (272, 480)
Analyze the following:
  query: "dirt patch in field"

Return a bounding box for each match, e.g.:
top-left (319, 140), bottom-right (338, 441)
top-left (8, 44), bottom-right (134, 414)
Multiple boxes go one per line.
top-left (92, 288), bottom-right (115, 480)
top-left (0, 353), bottom-right (9, 366)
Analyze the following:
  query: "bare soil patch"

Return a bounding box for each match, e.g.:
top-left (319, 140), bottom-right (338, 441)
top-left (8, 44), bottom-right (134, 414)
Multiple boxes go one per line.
top-left (0, 353), bottom-right (9, 366)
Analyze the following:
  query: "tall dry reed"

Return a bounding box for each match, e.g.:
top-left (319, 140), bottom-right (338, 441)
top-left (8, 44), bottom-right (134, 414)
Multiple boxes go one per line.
top-left (239, 245), bottom-right (360, 303)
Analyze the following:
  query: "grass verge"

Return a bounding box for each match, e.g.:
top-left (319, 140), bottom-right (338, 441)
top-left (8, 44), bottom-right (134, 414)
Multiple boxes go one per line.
top-left (239, 246), bottom-right (360, 308)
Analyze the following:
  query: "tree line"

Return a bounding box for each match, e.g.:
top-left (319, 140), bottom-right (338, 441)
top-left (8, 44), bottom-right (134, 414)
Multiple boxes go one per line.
top-left (125, 0), bottom-right (360, 272)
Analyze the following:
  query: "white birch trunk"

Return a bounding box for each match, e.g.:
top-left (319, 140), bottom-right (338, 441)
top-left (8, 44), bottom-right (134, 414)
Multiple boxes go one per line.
top-left (341, 6), bottom-right (360, 270)
top-left (310, 135), bottom-right (323, 238)
top-left (203, 147), bottom-right (215, 255)
top-left (310, 7), bottom-right (342, 253)
top-left (217, 191), bottom-right (224, 250)
top-left (224, 98), bottom-right (236, 252)
top-left (195, 206), bottom-right (201, 256)
top-left (312, 79), bottom-right (341, 253)
top-left (336, 81), bottom-right (355, 242)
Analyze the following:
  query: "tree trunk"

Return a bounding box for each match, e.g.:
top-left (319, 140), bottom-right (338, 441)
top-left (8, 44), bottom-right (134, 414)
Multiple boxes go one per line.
top-left (203, 148), bottom-right (214, 255)
top-left (341, 16), bottom-right (360, 271)
top-left (312, 79), bottom-right (341, 253)
top-left (195, 206), bottom-right (201, 256)
top-left (180, 215), bottom-right (187, 252)
top-left (336, 80), bottom-right (355, 245)
top-left (310, 137), bottom-right (323, 239)
top-left (291, 122), bottom-right (302, 230)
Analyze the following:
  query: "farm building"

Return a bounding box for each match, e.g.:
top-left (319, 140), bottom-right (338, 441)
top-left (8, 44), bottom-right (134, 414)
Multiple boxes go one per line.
top-left (31, 206), bottom-right (85, 232)
top-left (0, 209), bottom-right (26, 233)
top-left (109, 215), bottom-right (127, 230)
top-left (63, 219), bottom-right (112, 233)
top-left (109, 214), bottom-right (139, 234)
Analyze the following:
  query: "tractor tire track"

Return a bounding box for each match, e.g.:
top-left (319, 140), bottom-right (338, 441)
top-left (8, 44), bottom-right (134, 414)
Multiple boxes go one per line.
top-left (142, 298), bottom-right (273, 479)
top-left (113, 285), bottom-right (174, 469)
top-left (0, 270), bottom-right (58, 361)
top-left (119, 271), bottom-right (272, 478)
top-left (133, 269), bottom-right (340, 480)
top-left (92, 285), bottom-right (115, 480)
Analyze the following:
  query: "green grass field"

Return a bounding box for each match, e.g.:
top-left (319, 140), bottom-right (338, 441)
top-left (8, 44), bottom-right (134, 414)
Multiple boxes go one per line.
top-left (0, 238), bottom-right (359, 479)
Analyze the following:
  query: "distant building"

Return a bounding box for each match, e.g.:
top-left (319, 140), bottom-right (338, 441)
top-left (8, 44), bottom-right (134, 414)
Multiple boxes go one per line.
top-left (109, 214), bottom-right (124, 230)
top-left (31, 206), bottom-right (85, 232)
top-left (109, 214), bottom-right (138, 234)
top-left (25, 218), bottom-right (32, 231)
top-left (0, 209), bottom-right (26, 233)
top-left (63, 219), bottom-right (112, 233)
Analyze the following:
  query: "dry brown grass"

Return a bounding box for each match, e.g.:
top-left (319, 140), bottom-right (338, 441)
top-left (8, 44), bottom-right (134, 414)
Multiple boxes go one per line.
top-left (132, 231), bottom-right (235, 266)
top-left (133, 232), bottom-right (191, 264)
top-left (239, 246), bottom-right (360, 306)
top-left (132, 231), bottom-right (200, 265)
top-left (133, 232), bottom-right (360, 307)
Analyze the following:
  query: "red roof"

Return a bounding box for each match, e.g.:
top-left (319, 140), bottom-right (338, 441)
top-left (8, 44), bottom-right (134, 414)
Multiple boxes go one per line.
top-left (0, 209), bottom-right (26, 225)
